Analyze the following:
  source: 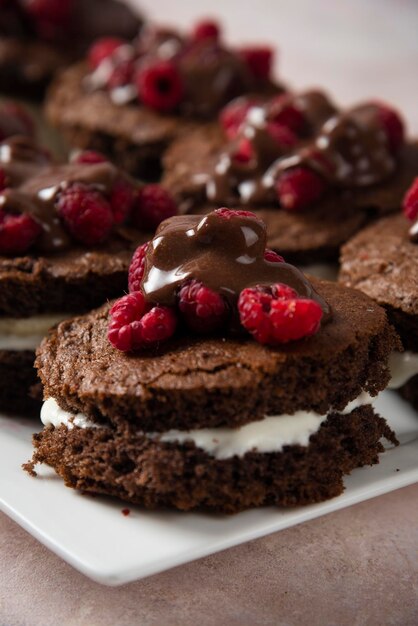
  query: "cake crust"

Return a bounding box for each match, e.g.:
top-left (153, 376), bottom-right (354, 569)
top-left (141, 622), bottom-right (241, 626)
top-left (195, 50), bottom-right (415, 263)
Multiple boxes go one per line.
top-left (35, 279), bottom-right (400, 431)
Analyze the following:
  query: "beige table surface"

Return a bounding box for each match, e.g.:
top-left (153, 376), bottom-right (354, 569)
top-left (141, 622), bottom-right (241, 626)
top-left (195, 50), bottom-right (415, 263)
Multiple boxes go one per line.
top-left (1, 485), bottom-right (417, 626)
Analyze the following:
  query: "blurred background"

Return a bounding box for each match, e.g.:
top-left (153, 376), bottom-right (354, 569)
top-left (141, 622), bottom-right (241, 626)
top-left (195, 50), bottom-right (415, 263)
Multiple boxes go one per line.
top-left (128, 0), bottom-right (418, 134)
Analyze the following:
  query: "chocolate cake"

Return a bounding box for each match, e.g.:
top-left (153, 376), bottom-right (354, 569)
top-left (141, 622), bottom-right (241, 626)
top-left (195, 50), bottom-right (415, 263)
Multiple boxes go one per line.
top-left (0, 0), bottom-right (142, 99)
top-left (162, 92), bottom-right (418, 263)
top-left (27, 210), bottom-right (399, 512)
top-left (45, 20), bottom-right (282, 179)
top-left (0, 135), bottom-right (177, 415)
top-left (340, 184), bottom-right (418, 408)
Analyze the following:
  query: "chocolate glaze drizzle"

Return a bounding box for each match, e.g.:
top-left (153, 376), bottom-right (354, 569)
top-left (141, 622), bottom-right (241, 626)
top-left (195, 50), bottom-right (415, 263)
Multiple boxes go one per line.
top-left (205, 92), bottom-right (399, 207)
top-left (0, 136), bottom-right (126, 253)
top-left (141, 211), bottom-right (330, 319)
top-left (86, 26), bottom-right (280, 118)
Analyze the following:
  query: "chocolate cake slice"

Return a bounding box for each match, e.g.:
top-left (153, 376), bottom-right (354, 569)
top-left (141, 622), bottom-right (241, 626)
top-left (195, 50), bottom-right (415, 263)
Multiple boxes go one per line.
top-left (27, 210), bottom-right (399, 512)
top-left (340, 185), bottom-right (418, 408)
top-left (0, 0), bottom-right (142, 99)
top-left (162, 92), bottom-right (418, 264)
top-left (45, 20), bottom-right (282, 180)
top-left (0, 135), bottom-right (177, 414)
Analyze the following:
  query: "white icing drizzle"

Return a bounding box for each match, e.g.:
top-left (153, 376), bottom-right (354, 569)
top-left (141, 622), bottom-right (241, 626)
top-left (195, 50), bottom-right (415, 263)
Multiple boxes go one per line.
top-left (388, 351), bottom-right (418, 389)
top-left (40, 393), bottom-right (374, 460)
top-left (0, 313), bottom-right (72, 351)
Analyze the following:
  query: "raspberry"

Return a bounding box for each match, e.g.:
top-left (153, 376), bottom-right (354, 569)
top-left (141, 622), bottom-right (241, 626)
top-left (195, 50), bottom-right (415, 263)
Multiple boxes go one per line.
top-left (231, 138), bottom-right (253, 163)
top-left (403, 177), bottom-right (418, 222)
top-left (178, 279), bottom-right (227, 333)
top-left (267, 122), bottom-right (297, 148)
top-left (133, 185), bottom-right (177, 231)
top-left (136, 61), bottom-right (183, 113)
top-left (238, 46), bottom-right (273, 80)
top-left (269, 96), bottom-right (306, 134)
top-left (219, 98), bottom-right (254, 139)
top-left (238, 283), bottom-right (323, 345)
top-left (276, 167), bottom-right (325, 211)
top-left (128, 242), bottom-right (149, 293)
top-left (374, 102), bottom-right (405, 154)
top-left (140, 306), bottom-right (177, 345)
top-left (0, 209), bottom-right (42, 255)
top-left (214, 208), bottom-right (259, 220)
top-left (25, 0), bottom-right (72, 26)
top-left (264, 249), bottom-right (284, 263)
top-left (0, 102), bottom-right (34, 140)
top-left (57, 183), bottom-right (114, 245)
top-left (73, 151), bottom-right (108, 165)
top-left (109, 178), bottom-right (135, 224)
top-left (108, 291), bottom-right (176, 351)
top-left (88, 37), bottom-right (125, 70)
top-left (107, 59), bottom-right (135, 90)
top-left (192, 20), bottom-right (221, 41)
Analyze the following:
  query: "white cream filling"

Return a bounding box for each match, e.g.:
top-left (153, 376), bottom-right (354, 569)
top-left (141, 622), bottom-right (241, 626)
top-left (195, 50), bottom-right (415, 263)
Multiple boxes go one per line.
top-left (41, 392), bottom-right (373, 460)
top-left (388, 351), bottom-right (418, 389)
top-left (0, 313), bottom-right (71, 350)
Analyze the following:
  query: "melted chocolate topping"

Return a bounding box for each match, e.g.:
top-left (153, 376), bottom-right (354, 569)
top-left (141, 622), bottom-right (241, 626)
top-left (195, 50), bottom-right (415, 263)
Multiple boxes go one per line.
top-left (0, 136), bottom-right (126, 253)
top-left (141, 212), bottom-right (330, 319)
top-left (86, 26), bottom-right (278, 118)
top-left (205, 92), bottom-right (399, 207)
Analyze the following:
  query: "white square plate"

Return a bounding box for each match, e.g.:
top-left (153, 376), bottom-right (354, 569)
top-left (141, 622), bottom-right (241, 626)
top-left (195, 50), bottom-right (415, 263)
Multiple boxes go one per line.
top-left (0, 390), bottom-right (417, 586)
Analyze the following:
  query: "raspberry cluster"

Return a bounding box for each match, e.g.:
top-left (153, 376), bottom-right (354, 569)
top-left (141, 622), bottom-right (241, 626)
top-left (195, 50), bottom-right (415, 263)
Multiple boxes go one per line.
top-left (219, 94), bottom-right (405, 211)
top-left (0, 148), bottom-right (177, 256)
top-left (109, 209), bottom-right (323, 351)
top-left (86, 20), bottom-right (274, 114)
top-left (403, 177), bottom-right (418, 222)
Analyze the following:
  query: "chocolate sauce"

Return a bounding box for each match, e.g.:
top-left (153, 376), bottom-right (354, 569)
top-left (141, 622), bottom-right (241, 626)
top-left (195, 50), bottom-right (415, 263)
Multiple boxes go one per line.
top-left (86, 26), bottom-right (279, 119)
top-left (206, 93), bottom-right (399, 207)
top-left (409, 220), bottom-right (418, 243)
top-left (141, 212), bottom-right (330, 318)
top-left (0, 136), bottom-right (125, 253)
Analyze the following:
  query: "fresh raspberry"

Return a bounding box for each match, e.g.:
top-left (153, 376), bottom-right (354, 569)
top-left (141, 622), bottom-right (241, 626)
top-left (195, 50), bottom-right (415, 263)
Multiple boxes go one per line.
top-left (57, 183), bottom-right (114, 245)
top-left (231, 138), bottom-right (253, 163)
top-left (373, 102), bottom-right (405, 154)
top-left (276, 167), bottom-right (326, 211)
top-left (269, 96), bottom-right (306, 134)
top-left (128, 242), bottom-right (149, 293)
top-left (108, 291), bottom-right (148, 351)
top-left (25, 0), bottom-right (73, 26)
top-left (0, 102), bottom-right (34, 140)
top-left (238, 46), bottom-right (273, 80)
top-left (136, 61), bottom-right (183, 113)
top-left (0, 209), bottom-right (42, 255)
top-left (73, 150), bottom-right (108, 165)
top-left (238, 283), bottom-right (323, 345)
top-left (192, 20), bottom-right (221, 41)
top-left (109, 178), bottom-right (135, 225)
top-left (267, 122), bottom-right (297, 148)
top-left (108, 291), bottom-right (176, 351)
top-left (178, 279), bottom-right (227, 333)
top-left (140, 306), bottom-right (177, 345)
top-left (214, 208), bottom-right (259, 220)
top-left (219, 98), bottom-right (254, 139)
top-left (107, 59), bottom-right (135, 90)
top-left (403, 177), bottom-right (418, 222)
top-left (264, 249), bottom-right (284, 263)
top-left (88, 37), bottom-right (125, 70)
top-left (133, 185), bottom-right (177, 231)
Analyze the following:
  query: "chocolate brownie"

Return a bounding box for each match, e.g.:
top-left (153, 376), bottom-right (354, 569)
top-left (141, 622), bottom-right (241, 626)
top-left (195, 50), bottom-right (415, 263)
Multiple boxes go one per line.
top-left (340, 212), bottom-right (418, 408)
top-left (27, 211), bottom-right (399, 512)
top-left (0, 135), bottom-right (175, 415)
top-left (0, 0), bottom-right (142, 99)
top-left (162, 94), bottom-right (418, 264)
top-left (45, 21), bottom-right (282, 179)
